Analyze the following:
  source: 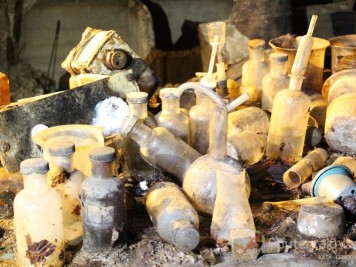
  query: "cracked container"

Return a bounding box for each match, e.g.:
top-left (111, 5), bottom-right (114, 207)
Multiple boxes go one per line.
top-left (81, 147), bottom-right (125, 253)
top-left (14, 158), bottom-right (65, 267)
top-left (145, 182), bottom-right (200, 252)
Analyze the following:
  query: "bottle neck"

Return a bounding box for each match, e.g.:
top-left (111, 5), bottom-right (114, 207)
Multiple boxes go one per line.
top-left (128, 120), bottom-right (151, 146)
top-left (270, 61), bottom-right (287, 76)
top-left (50, 155), bottom-right (74, 173)
top-left (208, 106), bottom-right (228, 158)
top-left (161, 98), bottom-right (180, 115)
top-left (129, 103), bottom-right (147, 120)
top-left (23, 173), bottom-right (49, 193)
top-left (91, 161), bottom-right (114, 178)
top-left (249, 49), bottom-right (265, 62)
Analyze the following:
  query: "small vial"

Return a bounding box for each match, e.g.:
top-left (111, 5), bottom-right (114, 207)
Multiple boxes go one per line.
top-left (81, 147), bottom-right (126, 253)
top-left (14, 158), bottom-right (64, 267)
top-left (262, 52), bottom-right (290, 111)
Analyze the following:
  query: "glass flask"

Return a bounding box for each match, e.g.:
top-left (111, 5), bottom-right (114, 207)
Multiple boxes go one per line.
top-left (262, 52), bottom-right (290, 111)
top-left (125, 92), bottom-right (156, 178)
top-left (211, 166), bottom-right (255, 246)
top-left (240, 39), bottom-right (269, 103)
top-left (189, 91), bottom-right (216, 154)
top-left (266, 76), bottom-right (311, 163)
top-left (81, 146), bottom-right (125, 253)
top-left (183, 106), bottom-right (250, 216)
top-left (48, 141), bottom-right (84, 228)
top-left (155, 88), bottom-right (189, 142)
top-left (145, 182), bottom-right (200, 252)
top-left (14, 158), bottom-right (64, 267)
top-left (121, 116), bottom-right (201, 184)
top-left (228, 106), bottom-right (270, 136)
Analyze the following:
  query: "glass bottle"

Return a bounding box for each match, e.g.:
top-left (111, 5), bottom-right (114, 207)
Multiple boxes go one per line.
top-left (14, 158), bottom-right (64, 267)
top-left (266, 75), bottom-right (311, 163)
top-left (228, 106), bottom-right (270, 136)
top-left (145, 182), bottom-right (200, 252)
top-left (81, 146), bottom-right (125, 253)
top-left (240, 39), bottom-right (269, 103)
top-left (125, 92), bottom-right (156, 178)
top-left (183, 106), bottom-right (250, 216)
top-left (0, 72), bottom-right (10, 106)
top-left (48, 141), bottom-right (84, 229)
top-left (262, 52), bottom-right (290, 111)
top-left (155, 88), bottom-right (189, 142)
top-left (189, 91), bottom-right (216, 154)
top-left (121, 116), bottom-right (201, 184)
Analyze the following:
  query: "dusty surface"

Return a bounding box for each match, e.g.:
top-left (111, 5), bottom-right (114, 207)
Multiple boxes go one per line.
top-left (1, 154), bottom-right (356, 266)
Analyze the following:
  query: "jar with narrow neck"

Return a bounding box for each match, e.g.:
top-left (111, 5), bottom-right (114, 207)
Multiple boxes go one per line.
top-left (189, 91), bottom-right (216, 154)
top-left (262, 52), bottom-right (290, 111)
top-left (14, 158), bottom-right (64, 267)
top-left (122, 116), bottom-right (201, 184)
top-left (155, 88), bottom-right (189, 142)
top-left (241, 39), bottom-right (268, 103)
top-left (81, 146), bottom-right (125, 253)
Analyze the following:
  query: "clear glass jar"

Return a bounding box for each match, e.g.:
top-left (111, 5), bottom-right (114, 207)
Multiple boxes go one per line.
top-left (189, 91), bottom-right (216, 154)
top-left (48, 141), bottom-right (84, 228)
top-left (81, 147), bottom-right (125, 253)
top-left (155, 88), bottom-right (189, 142)
top-left (262, 52), bottom-right (290, 111)
top-left (266, 81), bottom-right (311, 163)
top-left (125, 92), bottom-right (156, 178)
top-left (241, 39), bottom-right (269, 103)
top-left (145, 182), bottom-right (200, 252)
top-left (121, 116), bottom-right (201, 184)
top-left (14, 158), bottom-right (64, 267)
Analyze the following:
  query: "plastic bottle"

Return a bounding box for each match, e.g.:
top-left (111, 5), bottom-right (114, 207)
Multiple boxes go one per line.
top-left (14, 158), bottom-right (64, 267)
top-left (155, 88), bottom-right (189, 142)
top-left (125, 92), bottom-right (156, 178)
top-left (121, 116), bottom-right (201, 184)
top-left (0, 72), bottom-right (10, 106)
top-left (145, 182), bottom-right (200, 252)
top-left (240, 39), bottom-right (269, 103)
top-left (48, 141), bottom-right (84, 231)
top-left (183, 106), bottom-right (250, 216)
top-left (262, 52), bottom-right (290, 111)
top-left (81, 146), bottom-right (125, 253)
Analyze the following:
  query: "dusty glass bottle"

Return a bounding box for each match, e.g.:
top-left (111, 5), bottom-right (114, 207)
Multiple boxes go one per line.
top-left (240, 39), bottom-right (269, 103)
top-left (189, 91), bottom-right (216, 154)
top-left (14, 158), bottom-right (65, 267)
top-left (155, 88), bottom-right (189, 142)
top-left (121, 116), bottom-right (201, 184)
top-left (125, 92), bottom-right (156, 178)
top-left (81, 146), bottom-right (125, 253)
top-left (145, 182), bottom-right (200, 252)
top-left (183, 106), bottom-right (250, 216)
top-left (48, 141), bottom-right (84, 229)
top-left (262, 52), bottom-right (290, 111)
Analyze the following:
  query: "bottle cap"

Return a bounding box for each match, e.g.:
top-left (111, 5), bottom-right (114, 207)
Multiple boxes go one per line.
top-left (269, 52), bottom-right (288, 63)
top-left (121, 115), bottom-right (139, 137)
top-left (171, 220), bottom-right (200, 252)
top-left (48, 141), bottom-right (75, 156)
top-left (248, 39), bottom-right (265, 50)
top-left (20, 158), bottom-right (49, 175)
top-left (89, 146), bottom-right (116, 162)
top-left (159, 88), bottom-right (178, 100)
top-left (126, 92), bottom-right (148, 104)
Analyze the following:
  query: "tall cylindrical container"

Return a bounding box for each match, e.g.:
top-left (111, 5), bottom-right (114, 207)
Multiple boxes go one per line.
top-left (14, 158), bottom-right (64, 267)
